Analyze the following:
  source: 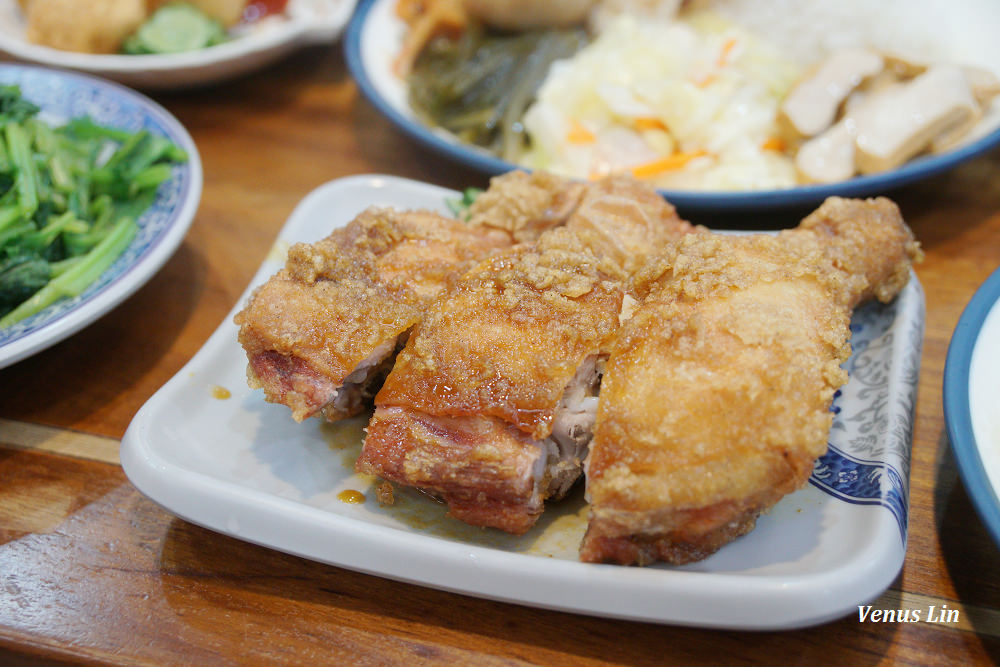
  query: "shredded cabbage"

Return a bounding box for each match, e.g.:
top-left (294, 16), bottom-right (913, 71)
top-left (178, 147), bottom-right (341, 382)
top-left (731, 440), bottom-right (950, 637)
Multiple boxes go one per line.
top-left (519, 12), bottom-right (803, 191)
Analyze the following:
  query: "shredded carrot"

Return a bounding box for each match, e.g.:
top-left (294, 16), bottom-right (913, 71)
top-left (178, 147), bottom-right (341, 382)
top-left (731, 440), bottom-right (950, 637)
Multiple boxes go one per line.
top-left (395, 0), bottom-right (426, 23)
top-left (392, 0), bottom-right (468, 77)
top-left (630, 150), bottom-right (708, 178)
top-left (761, 136), bottom-right (786, 152)
top-left (717, 37), bottom-right (738, 68)
top-left (567, 119), bottom-right (596, 144)
top-left (694, 73), bottom-right (717, 88)
top-left (633, 117), bottom-right (668, 132)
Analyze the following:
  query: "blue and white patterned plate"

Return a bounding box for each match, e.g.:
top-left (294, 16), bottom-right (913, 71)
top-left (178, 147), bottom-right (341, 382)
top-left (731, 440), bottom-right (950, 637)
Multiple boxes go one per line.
top-left (0, 64), bottom-right (202, 370)
top-left (944, 266), bottom-right (1000, 549)
top-left (345, 0), bottom-right (1000, 213)
top-left (122, 175), bottom-right (924, 630)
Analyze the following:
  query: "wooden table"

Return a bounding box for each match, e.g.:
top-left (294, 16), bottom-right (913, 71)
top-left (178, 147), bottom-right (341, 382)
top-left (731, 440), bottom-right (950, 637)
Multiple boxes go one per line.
top-left (1, 44), bottom-right (999, 665)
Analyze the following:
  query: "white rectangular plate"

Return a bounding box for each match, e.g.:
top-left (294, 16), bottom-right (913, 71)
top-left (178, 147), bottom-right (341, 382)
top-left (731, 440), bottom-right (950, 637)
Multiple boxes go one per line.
top-left (121, 175), bottom-right (925, 630)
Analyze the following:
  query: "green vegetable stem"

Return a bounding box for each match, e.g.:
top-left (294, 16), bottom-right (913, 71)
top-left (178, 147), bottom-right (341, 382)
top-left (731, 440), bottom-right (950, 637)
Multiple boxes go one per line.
top-left (0, 85), bottom-right (187, 328)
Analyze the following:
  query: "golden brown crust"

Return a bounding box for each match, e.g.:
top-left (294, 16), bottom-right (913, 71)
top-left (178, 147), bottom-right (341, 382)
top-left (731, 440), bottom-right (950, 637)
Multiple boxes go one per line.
top-left (796, 196), bottom-right (923, 306)
top-left (362, 175), bottom-right (695, 534)
top-left (235, 207), bottom-right (510, 421)
top-left (377, 175), bottom-right (694, 439)
top-left (377, 228), bottom-right (625, 439)
top-left (587, 256), bottom-right (846, 510)
top-left (582, 197), bottom-right (921, 565)
top-left (358, 407), bottom-right (544, 534)
top-left (565, 174), bottom-right (697, 278)
top-left (467, 170), bottom-right (589, 243)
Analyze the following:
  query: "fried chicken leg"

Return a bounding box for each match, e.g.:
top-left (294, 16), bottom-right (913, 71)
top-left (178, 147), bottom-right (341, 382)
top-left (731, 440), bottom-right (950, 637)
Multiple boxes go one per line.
top-left (580, 197), bottom-right (922, 565)
top-left (357, 177), bottom-right (695, 534)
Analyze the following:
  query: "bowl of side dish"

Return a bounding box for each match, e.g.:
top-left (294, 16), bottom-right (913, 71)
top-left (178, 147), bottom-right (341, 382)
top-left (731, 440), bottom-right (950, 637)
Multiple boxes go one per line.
top-left (0, 63), bottom-right (201, 369)
top-left (944, 266), bottom-right (1000, 549)
top-left (345, 0), bottom-right (1000, 212)
top-left (0, 0), bottom-right (358, 89)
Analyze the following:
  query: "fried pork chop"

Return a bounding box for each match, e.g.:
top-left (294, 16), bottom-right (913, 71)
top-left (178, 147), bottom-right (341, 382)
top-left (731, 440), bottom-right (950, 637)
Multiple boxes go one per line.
top-left (235, 171), bottom-right (589, 423)
top-left (581, 197), bottom-right (922, 565)
top-left (235, 208), bottom-right (511, 422)
top-left (357, 176), bottom-right (695, 534)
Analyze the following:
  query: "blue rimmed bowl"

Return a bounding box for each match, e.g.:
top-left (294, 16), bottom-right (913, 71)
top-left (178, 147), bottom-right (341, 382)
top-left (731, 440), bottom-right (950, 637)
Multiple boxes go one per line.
top-left (345, 0), bottom-right (1000, 214)
top-left (944, 266), bottom-right (1000, 549)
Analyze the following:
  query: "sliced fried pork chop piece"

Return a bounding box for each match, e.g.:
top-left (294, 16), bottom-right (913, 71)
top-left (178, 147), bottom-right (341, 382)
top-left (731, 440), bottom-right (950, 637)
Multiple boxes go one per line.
top-left (235, 207), bottom-right (511, 422)
top-left (581, 197), bottom-right (922, 565)
top-left (357, 176), bottom-right (695, 534)
top-left (359, 230), bottom-right (623, 533)
top-left (235, 171), bottom-right (592, 423)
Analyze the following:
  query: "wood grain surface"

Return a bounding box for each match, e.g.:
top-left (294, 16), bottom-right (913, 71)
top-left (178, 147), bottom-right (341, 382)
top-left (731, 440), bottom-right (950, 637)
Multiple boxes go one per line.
top-left (1, 43), bottom-right (1000, 665)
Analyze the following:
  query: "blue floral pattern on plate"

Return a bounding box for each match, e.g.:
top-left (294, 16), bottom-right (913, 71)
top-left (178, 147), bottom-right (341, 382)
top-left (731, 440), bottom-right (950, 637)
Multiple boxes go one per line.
top-left (811, 283), bottom-right (926, 543)
top-left (0, 64), bottom-right (200, 367)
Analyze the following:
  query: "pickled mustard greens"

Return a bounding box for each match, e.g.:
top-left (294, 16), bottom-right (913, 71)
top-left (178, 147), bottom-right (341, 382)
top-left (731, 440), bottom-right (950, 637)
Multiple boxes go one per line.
top-left (122, 3), bottom-right (228, 55)
top-left (0, 85), bottom-right (187, 328)
top-left (407, 26), bottom-right (589, 161)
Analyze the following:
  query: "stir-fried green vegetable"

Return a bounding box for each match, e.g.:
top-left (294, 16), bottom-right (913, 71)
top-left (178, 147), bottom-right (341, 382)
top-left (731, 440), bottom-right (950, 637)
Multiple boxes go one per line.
top-left (0, 85), bottom-right (187, 328)
top-left (408, 26), bottom-right (588, 161)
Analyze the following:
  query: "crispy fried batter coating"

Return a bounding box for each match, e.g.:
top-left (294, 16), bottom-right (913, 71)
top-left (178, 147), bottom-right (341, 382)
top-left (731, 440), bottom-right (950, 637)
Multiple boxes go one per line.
top-left (581, 197), bottom-right (921, 565)
top-left (235, 172), bottom-right (593, 424)
top-left (467, 170), bottom-right (589, 243)
top-left (235, 208), bottom-right (510, 421)
top-left (376, 228), bottom-right (626, 436)
top-left (358, 176), bottom-right (694, 534)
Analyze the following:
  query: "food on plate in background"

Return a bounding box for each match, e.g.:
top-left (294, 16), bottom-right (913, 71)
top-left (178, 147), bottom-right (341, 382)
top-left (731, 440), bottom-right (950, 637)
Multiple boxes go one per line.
top-left (0, 85), bottom-right (187, 327)
top-left (407, 26), bottom-right (589, 160)
top-left (786, 53), bottom-right (1000, 183)
top-left (518, 12), bottom-right (802, 191)
top-left (22, 0), bottom-right (148, 54)
top-left (587, 0), bottom-right (684, 32)
top-left (19, 0), bottom-right (289, 55)
top-left (463, 0), bottom-right (597, 30)
top-left (237, 169), bottom-right (922, 565)
top-left (122, 4), bottom-right (230, 54)
top-left (395, 0), bottom-right (1000, 191)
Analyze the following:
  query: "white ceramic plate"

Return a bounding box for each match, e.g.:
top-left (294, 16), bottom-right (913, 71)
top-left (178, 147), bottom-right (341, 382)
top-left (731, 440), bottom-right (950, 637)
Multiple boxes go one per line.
top-left (0, 64), bottom-right (202, 370)
top-left (0, 0), bottom-right (358, 89)
top-left (944, 267), bottom-right (1000, 548)
top-left (345, 0), bottom-right (1000, 212)
top-left (121, 175), bottom-right (924, 629)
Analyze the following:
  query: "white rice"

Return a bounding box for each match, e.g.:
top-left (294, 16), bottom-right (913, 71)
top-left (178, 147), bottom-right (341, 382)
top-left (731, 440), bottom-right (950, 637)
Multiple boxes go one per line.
top-left (703, 0), bottom-right (1000, 76)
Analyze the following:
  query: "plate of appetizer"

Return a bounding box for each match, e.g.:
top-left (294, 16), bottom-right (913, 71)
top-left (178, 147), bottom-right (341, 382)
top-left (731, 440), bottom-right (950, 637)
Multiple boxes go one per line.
top-left (0, 64), bottom-right (201, 370)
top-left (122, 172), bottom-right (924, 629)
top-left (345, 0), bottom-right (1000, 212)
top-left (0, 0), bottom-right (358, 89)
top-left (944, 266), bottom-right (1000, 548)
